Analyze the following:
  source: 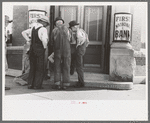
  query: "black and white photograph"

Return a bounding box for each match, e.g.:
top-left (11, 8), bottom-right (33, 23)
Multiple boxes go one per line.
top-left (2, 1), bottom-right (148, 121)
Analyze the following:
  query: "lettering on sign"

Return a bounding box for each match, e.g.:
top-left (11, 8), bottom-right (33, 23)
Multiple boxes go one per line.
top-left (114, 13), bottom-right (132, 41)
top-left (29, 11), bottom-right (46, 28)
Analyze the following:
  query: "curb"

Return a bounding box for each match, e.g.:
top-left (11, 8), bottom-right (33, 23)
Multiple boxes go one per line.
top-left (43, 80), bottom-right (133, 90)
top-left (84, 81), bottom-right (133, 90)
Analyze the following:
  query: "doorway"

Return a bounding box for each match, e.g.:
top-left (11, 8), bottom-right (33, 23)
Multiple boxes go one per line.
top-left (54, 5), bottom-right (108, 73)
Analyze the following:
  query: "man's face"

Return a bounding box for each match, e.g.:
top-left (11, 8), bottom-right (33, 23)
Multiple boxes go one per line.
top-left (56, 20), bottom-right (63, 26)
top-left (41, 21), bottom-right (48, 27)
top-left (71, 25), bottom-right (79, 32)
top-left (5, 16), bottom-right (9, 27)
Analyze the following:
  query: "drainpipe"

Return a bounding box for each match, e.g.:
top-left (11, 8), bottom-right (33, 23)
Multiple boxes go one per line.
top-left (48, 6), bottom-right (55, 56)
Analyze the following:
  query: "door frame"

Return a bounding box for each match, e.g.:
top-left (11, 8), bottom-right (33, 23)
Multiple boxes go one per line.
top-left (53, 5), bottom-right (110, 73)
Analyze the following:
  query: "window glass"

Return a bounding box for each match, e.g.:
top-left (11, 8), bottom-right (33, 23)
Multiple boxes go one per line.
top-left (60, 6), bottom-right (77, 27)
top-left (84, 6), bottom-right (103, 41)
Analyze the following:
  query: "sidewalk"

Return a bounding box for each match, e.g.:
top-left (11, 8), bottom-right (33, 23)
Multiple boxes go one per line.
top-left (4, 69), bottom-right (146, 100)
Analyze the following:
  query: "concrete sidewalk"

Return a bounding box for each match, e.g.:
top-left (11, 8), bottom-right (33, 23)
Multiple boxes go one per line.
top-left (4, 69), bottom-right (146, 100)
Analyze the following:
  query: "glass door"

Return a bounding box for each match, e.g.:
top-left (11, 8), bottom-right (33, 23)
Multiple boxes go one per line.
top-left (59, 6), bottom-right (78, 27)
top-left (83, 6), bottom-right (104, 68)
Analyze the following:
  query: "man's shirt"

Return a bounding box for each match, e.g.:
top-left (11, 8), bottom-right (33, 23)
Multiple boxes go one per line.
top-left (76, 28), bottom-right (89, 47)
top-left (22, 23), bottom-right (48, 49)
top-left (69, 28), bottom-right (89, 48)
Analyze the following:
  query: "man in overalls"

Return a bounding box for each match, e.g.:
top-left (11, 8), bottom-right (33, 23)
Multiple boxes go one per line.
top-left (69, 20), bottom-right (89, 88)
top-left (28, 16), bottom-right (49, 89)
top-left (51, 17), bottom-right (71, 90)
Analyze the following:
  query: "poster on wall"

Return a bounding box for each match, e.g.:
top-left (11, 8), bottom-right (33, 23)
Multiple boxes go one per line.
top-left (29, 10), bottom-right (47, 28)
top-left (114, 13), bottom-right (132, 42)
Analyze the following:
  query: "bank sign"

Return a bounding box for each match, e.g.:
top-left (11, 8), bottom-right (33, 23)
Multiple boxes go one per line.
top-left (29, 10), bottom-right (46, 28)
top-left (114, 13), bottom-right (132, 42)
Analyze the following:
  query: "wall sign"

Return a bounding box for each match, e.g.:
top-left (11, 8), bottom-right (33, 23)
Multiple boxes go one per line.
top-left (114, 13), bottom-right (132, 42)
top-left (29, 10), bottom-right (46, 28)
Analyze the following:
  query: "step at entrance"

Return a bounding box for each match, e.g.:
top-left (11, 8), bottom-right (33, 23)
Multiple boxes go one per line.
top-left (83, 64), bottom-right (103, 73)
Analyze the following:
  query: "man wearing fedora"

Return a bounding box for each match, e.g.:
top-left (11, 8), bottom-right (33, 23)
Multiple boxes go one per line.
top-left (69, 20), bottom-right (89, 88)
top-left (27, 16), bottom-right (49, 89)
top-left (51, 17), bottom-right (71, 90)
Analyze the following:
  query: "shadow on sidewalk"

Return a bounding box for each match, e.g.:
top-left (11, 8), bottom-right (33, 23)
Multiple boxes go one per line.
top-left (5, 76), bottom-right (115, 96)
top-left (5, 74), bottom-right (128, 96)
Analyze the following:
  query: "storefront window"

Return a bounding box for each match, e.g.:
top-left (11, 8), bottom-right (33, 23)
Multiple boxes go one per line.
top-left (60, 6), bottom-right (77, 27)
top-left (84, 6), bottom-right (103, 41)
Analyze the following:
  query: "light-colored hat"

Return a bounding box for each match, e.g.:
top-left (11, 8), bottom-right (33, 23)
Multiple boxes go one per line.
top-left (37, 16), bottom-right (49, 25)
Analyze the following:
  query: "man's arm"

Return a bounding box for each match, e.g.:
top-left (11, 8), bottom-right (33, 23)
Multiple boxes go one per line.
top-left (51, 27), bottom-right (58, 46)
top-left (39, 27), bottom-right (48, 49)
top-left (76, 28), bottom-right (86, 47)
top-left (22, 28), bottom-right (31, 42)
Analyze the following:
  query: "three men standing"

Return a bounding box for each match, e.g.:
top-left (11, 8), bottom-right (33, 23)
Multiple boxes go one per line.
top-left (21, 16), bottom-right (89, 90)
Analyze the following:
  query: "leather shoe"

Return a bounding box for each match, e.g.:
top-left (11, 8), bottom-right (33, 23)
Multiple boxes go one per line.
top-left (70, 68), bottom-right (75, 75)
top-left (52, 85), bottom-right (61, 90)
top-left (62, 86), bottom-right (67, 90)
top-left (28, 85), bottom-right (34, 89)
top-left (34, 87), bottom-right (44, 89)
top-left (5, 87), bottom-right (10, 90)
top-left (74, 82), bottom-right (84, 88)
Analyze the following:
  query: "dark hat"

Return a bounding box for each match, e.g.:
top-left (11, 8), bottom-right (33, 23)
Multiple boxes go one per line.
top-left (54, 17), bottom-right (64, 25)
top-left (69, 20), bottom-right (79, 28)
top-left (8, 20), bottom-right (13, 23)
top-left (5, 15), bottom-right (13, 23)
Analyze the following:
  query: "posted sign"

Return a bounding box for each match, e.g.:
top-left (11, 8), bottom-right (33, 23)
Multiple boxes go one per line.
top-left (114, 13), bottom-right (132, 42)
top-left (29, 10), bottom-right (46, 28)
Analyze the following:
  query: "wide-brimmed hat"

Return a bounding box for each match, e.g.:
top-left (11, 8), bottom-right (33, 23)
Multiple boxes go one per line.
top-left (37, 16), bottom-right (49, 25)
top-left (69, 20), bottom-right (79, 28)
top-left (54, 17), bottom-right (64, 25)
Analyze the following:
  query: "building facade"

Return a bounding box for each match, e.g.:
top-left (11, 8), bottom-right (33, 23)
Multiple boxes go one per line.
top-left (7, 3), bottom-right (147, 77)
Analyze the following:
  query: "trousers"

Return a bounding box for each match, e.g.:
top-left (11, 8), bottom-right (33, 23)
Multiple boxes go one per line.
top-left (72, 42), bottom-right (86, 84)
top-left (28, 52), bottom-right (45, 88)
top-left (54, 54), bottom-right (71, 86)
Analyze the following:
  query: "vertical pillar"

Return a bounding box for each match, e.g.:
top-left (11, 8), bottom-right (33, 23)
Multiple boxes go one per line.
top-left (49, 6), bottom-right (55, 55)
top-left (109, 6), bottom-right (136, 84)
top-left (12, 5), bottom-right (28, 46)
top-left (103, 6), bottom-right (111, 74)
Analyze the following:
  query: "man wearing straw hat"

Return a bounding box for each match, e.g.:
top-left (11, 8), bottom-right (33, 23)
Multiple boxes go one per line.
top-left (27, 15), bottom-right (49, 89)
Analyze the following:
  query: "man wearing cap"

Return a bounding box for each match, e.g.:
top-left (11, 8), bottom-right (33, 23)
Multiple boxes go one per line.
top-left (51, 17), bottom-right (71, 90)
top-left (27, 16), bottom-right (49, 89)
top-left (69, 20), bottom-right (89, 87)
